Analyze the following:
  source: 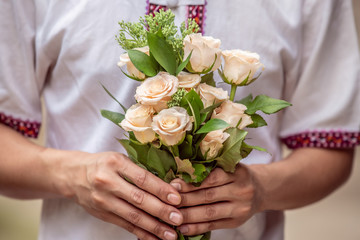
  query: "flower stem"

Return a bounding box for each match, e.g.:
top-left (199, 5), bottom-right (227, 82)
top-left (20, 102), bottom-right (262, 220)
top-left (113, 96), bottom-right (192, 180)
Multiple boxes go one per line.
top-left (230, 84), bottom-right (237, 101)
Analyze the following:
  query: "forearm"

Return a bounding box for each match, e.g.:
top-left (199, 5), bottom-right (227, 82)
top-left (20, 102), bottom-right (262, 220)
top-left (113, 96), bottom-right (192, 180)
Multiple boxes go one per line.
top-left (0, 124), bottom-right (66, 199)
top-left (252, 147), bottom-right (354, 211)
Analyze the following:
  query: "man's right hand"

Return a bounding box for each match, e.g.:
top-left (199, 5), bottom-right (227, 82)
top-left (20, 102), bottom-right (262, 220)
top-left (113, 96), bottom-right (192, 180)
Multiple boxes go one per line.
top-left (46, 150), bottom-right (183, 240)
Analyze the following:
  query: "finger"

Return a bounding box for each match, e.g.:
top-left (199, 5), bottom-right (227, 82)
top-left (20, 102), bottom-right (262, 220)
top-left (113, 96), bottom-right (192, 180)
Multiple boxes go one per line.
top-left (179, 184), bottom-right (233, 207)
top-left (118, 156), bottom-right (181, 205)
top-left (171, 168), bottom-right (235, 193)
top-left (85, 207), bottom-right (158, 240)
top-left (112, 176), bottom-right (183, 226)
top-left (178, 218), bottom-right (236, 236)
top-left (180, 202), bottom-right (233, 224)
top-left (106, 195), bottom-right (178, 240)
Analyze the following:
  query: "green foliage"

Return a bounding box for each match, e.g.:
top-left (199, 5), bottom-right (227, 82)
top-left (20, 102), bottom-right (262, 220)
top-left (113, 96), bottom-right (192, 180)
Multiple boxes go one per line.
top-left (201, 72), bottom-right (216, 87)
top-left (167, 88), bottom-right (188, 108)
top-left (127, 49), bottom-right (158, 77)
top-left (116, 9), bottom-right (199, 56)
top-left (100, 110), bottom-right (124, 127)
top-left (116, 21), bottom-right (147, 50)
top-left (215, 128), bottom-right (248, 172)
top-left (147, 146), bottom-right (177, 179)
top-left (241, 94), bottom-right (292, 115)
top-left (147, 32), bottom-right (177, 75)
top-left (196, 119), bottom-right (230, 134)
top-left (180, 90), bottom-right (204, 132)
top-left (247, 113), bottom-right (267, 128)
top-left (101, 83), bottom-right (127, 112)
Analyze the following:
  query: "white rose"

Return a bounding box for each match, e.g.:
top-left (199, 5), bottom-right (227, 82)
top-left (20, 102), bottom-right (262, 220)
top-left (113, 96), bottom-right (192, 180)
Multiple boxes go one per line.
top-left (120, 103), bottom-right (156, 144)
top-left (177, 71), bottom-right (201, 89)
top-left (183, 33), bottom-right (222, 73)
top-left (197, 83), bottom-right (229, 108)
top-left (135, 72), bottom-right (179, 112)
top-left (212, 100), bottom-right (253, 129)
top-left (200, 130), bottom-right (230, 160)
top-left (222, 49), bottom-right (264, 85)
top-left (117, 46), bottom-right (149, 80)
top-left (151, 107), bottom-right (193, 146)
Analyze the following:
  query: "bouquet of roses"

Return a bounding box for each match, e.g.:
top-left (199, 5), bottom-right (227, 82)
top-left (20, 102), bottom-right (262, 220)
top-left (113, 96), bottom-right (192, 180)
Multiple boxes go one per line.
top-left (101, 10), bottom-right (290, 240)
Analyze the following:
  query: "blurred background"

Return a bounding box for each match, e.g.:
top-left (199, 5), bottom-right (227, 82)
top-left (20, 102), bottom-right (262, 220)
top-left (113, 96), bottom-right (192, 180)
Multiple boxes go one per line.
top-left (1, 1), bottom-right (360, 240)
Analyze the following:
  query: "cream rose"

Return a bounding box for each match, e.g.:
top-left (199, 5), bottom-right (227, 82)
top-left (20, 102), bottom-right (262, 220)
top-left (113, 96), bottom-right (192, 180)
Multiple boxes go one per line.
top-left (200, 130), bottom-right (230, 160)
top-left (117, 46), bottom-right (149, 80)
top-left (197, 83), bottom-right (229, 108)
top-left (184, 33), bottom-right (222, 73)
top-left (222, 49), bottom-right (263, 85)
top-left (135, 72), bottom-right (179, 112)
top-left (120, 103), bottom-right (156, 144)
top-left (151, 107), bottom-right (192, 146)
top-left (212, 100), bottom-right (253, 129)
top-left (177, 71), bottom-right (201, 89)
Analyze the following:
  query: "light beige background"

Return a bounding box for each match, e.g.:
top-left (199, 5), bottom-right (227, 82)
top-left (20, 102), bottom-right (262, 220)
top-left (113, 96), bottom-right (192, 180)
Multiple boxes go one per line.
top-left (1, 1), bottom-right (360, 240)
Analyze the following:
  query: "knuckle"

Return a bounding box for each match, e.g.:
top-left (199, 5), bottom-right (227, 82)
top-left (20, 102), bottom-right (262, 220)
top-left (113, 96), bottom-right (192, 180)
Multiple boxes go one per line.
top-left (130, 188), bottom-right (145, 205)
top-left (105, 153), bottom-right (121, 168)
top-left (123, 222), bottom-right (136, 233)
top-left (153, 223), bottom-right (163, 236)
top-left (93, 172), bottom-right (110, 189)
top-left (207, 221), bottom-right (217, 231)
top-left (180, 193), bottom-right (187, 206)
top-left (204, 188), bottom-right (216, 203)
top-left (90, 192), bottom-right (106, 209)
top-left (134, 170), bottom-right (148, 188)
top-left (205, 205), bottom-right (216, 219)
top-left (158, 204), bottom-right (170, 220)
top-left (127, 210), bottom-right (142, 225)
top-left (206, 169), bottom-right (222, 186)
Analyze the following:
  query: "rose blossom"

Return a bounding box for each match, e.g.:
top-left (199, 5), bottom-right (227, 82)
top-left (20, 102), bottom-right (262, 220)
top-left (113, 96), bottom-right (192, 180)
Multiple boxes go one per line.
top-left (177, 71), bottom-right (201, 89)
top-left (151, 107), bottom-right (192, 146)
top-left (197, 83), bottom-right (229, 108)
top-left (117, 46), bottom-right (149, 80)
top-left (183, 33), bottom-right (222, 73)
top-left (135, 72), bottom-right (179, 112)
top-left (212, 100), bottom-right (253, 129)
top-left (120, 103), bottom-right (156, 144)
top-left (200, 130), bottom-right (230, 160)
top-left (222, 49), bottom-right (264, 85)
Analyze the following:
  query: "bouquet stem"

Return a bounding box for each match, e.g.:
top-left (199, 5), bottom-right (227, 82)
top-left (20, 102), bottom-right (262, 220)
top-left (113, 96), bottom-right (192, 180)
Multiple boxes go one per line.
top-left (229, 84), bottom-right (237, 101)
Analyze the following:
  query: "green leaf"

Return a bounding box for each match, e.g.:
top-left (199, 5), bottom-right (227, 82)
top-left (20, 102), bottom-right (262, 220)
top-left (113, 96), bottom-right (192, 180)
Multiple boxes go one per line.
top-left (245, 95), bottom-right (292, 115)
top-left (147, 32), bottom-right (177, 75)
top-left (236, 94), bottom-right (253, 107)
top-left (247, 113), bottom-right (267, 128)
top-left (188, 235), bottom-right (204, 240)
top-left (193, 163), bottom-right (210, 183)
top-left (100, 110), bottom-right (125, 127)
top-left (147, 146), bottom-right (176, 179)
top-left (120, 68), bottom-right (145, 82)
top-left (180, 89), bottom-right (204, 132)
top-left (117, 139), bottom-right (147, 169)
top-left (196, 119), bottom-right (230, 134)
top-left (175, 157), bottom-right (196, 180)
top-left (164, 169), bottom-right (176, 183)
top-left (201, 72), bottom-right (216, 87)
top-left (215, 128), bottom-right (248, 172)
top-left (100, 83), bottom-right (127, 112)
top-left (178, 134), bottom-right (193, 159)
top-left (242, 142), bottom-right (268, 153)
top-left (176, 50), bottom-right (192, 76)
top-left (127, 49), bottom-right (158, 77)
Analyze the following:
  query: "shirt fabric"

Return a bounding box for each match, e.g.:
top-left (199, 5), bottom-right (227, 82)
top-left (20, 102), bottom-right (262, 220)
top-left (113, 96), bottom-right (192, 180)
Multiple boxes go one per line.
top-left (0, 0), bottom-right (359, 239)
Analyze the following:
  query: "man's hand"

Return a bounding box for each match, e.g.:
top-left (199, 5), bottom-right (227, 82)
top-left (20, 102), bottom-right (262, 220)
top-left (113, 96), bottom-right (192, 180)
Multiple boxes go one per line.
top-left (170, 165), bottom-right (261, 236)
top-left (46, 151), bottom-right (183, 240)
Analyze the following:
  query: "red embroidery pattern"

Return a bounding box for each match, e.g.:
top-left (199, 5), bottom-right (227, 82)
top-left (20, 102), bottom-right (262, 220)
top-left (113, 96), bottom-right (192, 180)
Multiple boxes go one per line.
top-left (188, 5), bottom-right (206, 34)
top-left (147, 3), bottom-right (168, 16)
top-left (146, 1), bottom-right (207, 34)
top-left (0, 112), bottom-right (41, 138)
top-left (282, 131), bottom-right (360, 149)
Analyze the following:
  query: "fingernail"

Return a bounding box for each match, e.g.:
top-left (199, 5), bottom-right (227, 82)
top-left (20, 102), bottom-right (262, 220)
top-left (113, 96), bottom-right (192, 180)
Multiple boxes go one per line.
top-left (170, 182), bottom-right (181, 191)
top-left (167, 193), bottom-right (181, 205)
top-left (164, 230), bottom-right (176, 240)
top-left (169, 212), bottom-right (182, 225)
top-left (178, 225), bottom-right (189, 234)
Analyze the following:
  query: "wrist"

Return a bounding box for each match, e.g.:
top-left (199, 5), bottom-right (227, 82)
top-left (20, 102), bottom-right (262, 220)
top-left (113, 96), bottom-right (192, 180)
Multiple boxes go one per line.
top-left (248, 163), bottom-right (270, 213)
